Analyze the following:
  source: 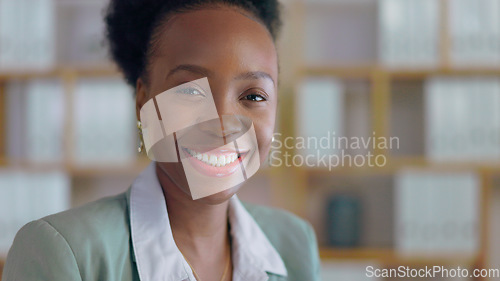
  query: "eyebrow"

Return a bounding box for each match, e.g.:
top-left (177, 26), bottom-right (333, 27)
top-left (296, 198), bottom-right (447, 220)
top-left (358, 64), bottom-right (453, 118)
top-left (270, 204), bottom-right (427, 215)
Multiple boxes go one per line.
top-left (167, 64), bottom-right (275, 85)
top-left (235, 70), bottom-right (275, 85)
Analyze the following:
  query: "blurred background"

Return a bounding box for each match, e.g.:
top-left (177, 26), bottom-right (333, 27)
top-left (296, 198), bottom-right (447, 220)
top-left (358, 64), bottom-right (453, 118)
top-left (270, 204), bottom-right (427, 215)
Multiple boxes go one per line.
top-left (1, 0), bottom-right (500, 280)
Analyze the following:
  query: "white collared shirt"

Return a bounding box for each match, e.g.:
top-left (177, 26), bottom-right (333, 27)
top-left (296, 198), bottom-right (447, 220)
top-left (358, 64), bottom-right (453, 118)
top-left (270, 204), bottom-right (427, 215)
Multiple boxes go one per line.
top-left (129, 162), bottom-right (288, 281)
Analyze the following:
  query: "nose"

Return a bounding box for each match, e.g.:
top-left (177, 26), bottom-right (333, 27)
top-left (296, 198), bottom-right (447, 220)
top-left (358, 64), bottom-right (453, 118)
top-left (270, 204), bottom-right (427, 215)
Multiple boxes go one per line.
top-left (195, 89), bottom-right (247, 139)
top-left (220, 115), bottom-right (244, 137)
top-left (196, 115), bottom-right (244, 139)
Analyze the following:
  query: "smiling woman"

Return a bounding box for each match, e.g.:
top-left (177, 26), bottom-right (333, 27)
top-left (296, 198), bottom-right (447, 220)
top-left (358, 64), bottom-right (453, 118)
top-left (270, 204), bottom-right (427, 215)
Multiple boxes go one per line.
top-left (1, 1), bottom-right (320, 281)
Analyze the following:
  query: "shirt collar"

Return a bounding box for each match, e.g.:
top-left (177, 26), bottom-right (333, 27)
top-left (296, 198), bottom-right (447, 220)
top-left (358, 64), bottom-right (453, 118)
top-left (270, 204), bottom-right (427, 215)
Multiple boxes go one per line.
top-left (129, 162), bottom-right (287, 281)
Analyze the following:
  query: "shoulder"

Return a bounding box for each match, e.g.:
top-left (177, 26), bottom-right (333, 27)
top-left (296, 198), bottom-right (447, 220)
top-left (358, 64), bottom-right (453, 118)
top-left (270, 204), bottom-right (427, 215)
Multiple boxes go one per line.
top-left (42, 191), bottom-right (129, 238)
top-left (39, 191), bottom-right (131, 260)
top-left (3, 191), bottom-right (134, 281)
top-left (3, 193), bottom-right (130, 280)
top-left (3, 219), bottom-right (82, 280)
top-left (241, 202), bottom-right (321, 281)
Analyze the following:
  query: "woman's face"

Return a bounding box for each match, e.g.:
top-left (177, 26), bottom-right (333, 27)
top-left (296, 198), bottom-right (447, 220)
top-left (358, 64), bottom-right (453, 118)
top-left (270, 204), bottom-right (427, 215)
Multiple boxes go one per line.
top-left (136, 7), bottom-right (278, 204)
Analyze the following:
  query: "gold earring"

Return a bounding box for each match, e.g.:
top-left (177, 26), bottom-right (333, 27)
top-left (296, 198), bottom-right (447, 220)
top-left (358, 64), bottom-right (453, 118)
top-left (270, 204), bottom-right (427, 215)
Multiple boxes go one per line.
top-left (137, 121), bottom-right (145, 153)
top-left (267, 135), bottom-right (276, 166)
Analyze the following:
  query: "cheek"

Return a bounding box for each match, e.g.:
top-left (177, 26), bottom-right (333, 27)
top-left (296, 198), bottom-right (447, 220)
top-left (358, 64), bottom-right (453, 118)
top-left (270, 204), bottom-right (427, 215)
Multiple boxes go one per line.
top-left (253, 113), bottom-right (276, 161)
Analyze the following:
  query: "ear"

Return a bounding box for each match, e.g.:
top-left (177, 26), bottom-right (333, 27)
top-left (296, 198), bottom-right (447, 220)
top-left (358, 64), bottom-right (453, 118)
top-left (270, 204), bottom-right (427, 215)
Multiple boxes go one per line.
top-left (135, 78), bottom-right (148, 121)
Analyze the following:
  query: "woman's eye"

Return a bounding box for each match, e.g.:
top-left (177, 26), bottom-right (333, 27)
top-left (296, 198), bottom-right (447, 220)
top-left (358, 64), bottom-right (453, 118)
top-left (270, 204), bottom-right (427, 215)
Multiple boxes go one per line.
top-left (243, 94), bottom-right (266, 102)
top-left (176, 87), bottom-right (204, 96)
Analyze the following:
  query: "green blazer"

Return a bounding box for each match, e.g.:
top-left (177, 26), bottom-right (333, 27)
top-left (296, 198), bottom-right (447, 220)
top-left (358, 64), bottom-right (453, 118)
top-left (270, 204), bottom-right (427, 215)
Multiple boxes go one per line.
top-left (2, 188), bottom-right (320, 281)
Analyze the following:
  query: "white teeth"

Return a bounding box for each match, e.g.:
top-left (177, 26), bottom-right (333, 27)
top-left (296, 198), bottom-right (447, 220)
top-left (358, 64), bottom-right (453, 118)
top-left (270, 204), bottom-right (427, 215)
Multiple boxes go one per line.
top-left (185, 148), bottom-right (239, 167)
top-left (209, 155), bottom-right (217, 166)
top-left (218, 155), bottom-right (225, 167)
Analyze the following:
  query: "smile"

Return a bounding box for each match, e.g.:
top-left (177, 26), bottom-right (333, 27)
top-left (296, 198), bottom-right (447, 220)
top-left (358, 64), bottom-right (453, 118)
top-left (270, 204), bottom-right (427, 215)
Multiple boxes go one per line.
top-left (184, 148), bottom-right (241, 167)
top-left (181, 146), bottom-right (251, 178)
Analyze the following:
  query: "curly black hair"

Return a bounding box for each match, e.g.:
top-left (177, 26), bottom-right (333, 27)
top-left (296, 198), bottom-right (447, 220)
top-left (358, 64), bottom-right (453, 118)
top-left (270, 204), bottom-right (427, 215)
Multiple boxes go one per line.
top-left (105, 0), bottom-right (282, 87)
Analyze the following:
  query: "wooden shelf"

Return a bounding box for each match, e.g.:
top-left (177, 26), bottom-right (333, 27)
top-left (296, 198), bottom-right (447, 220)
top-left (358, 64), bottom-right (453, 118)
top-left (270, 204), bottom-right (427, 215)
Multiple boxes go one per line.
top-left (301, 66), bottom-right (500, 80)
top-left (2, 64), bottom-right (499, 82)
top-left (0, 157), bottom-right (151, 177)
top-left (68, 160), bottom-right (151, 177)
top-left (320, 247), bottom-right (478, 266)
top-left (295, 156), bottom-right (500, 177)
top-left (388, 157), bottom-right (500, 172)
top-left (389, 68), bottom-right (500, 79)
top-left (0, 64), bottom-right (120, 81)
top-left (301, 66), bottom-right (374, 79)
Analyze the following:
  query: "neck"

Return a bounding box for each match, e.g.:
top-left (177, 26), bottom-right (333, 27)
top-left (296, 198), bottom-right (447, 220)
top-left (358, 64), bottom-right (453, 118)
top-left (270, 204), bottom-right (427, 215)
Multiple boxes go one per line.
top-left (156, 163), bottom-right (230, 258)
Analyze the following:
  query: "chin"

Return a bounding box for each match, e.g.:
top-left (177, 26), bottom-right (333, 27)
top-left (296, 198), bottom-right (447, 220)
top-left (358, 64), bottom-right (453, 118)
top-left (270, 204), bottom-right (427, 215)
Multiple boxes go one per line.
top-left (194, 185), bottom-right (242, 205)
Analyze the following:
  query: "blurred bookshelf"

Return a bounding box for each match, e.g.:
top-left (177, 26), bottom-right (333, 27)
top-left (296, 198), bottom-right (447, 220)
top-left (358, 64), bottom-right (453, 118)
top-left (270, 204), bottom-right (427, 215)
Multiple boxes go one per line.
top-left (274, 0), bottom-right (500, 280)
top-left (0, 0), bottom-right (500, 280)
top-left (0, 0), bottom-right (144, 270)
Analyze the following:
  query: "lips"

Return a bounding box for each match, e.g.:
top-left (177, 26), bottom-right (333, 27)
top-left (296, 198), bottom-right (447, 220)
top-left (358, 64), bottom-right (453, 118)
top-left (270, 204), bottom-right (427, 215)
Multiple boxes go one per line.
top-left (181, 146), bottom-right (249, 177)
top-left (184, 147), bottom-right (240, 167)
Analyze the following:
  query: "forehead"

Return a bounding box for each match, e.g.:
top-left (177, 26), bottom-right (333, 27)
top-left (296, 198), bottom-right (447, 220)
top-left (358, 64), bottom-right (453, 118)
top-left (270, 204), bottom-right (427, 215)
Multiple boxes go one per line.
top-left (150, 7), bottom-right (278, 79)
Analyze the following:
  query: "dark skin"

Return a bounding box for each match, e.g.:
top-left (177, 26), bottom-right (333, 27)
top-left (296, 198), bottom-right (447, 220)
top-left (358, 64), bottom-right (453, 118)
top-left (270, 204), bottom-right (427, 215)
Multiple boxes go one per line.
top-left (135, 6), bottom-right (278, 281)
